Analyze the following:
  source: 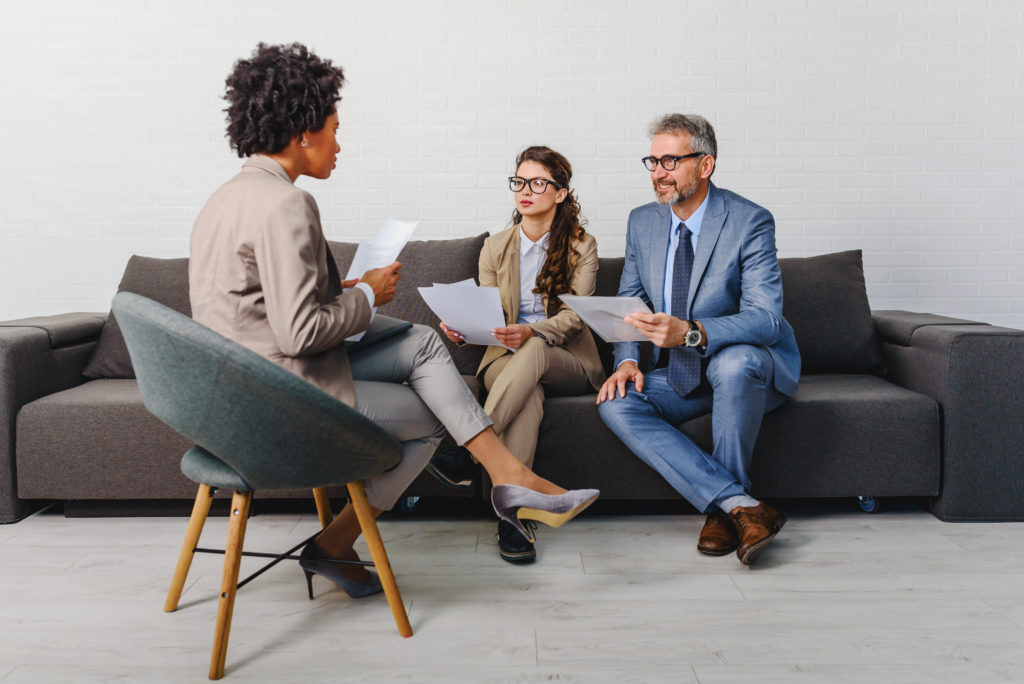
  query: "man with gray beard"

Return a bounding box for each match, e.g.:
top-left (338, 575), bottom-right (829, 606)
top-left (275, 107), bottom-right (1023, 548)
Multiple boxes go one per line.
top-left (597, 114), bottom-right (801, 565)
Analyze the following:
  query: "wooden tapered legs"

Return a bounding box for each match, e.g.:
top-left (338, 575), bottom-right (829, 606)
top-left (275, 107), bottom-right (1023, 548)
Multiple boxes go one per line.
top-left (312, 487), bottom-right (334, 529)
top-left (166, 483), bottom-right (409, 678)
top-left (347, 480), bottom-right (413, 638)
top-left (209, 490), bottom-right (252, 680)
top-left (165, 484), bottom-right (215, 613)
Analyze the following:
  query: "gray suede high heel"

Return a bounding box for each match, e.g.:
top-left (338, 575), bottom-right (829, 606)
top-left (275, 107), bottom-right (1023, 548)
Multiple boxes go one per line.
top-left (490, 485), bottom-right (600, 543)
top-left (299, 540), bottom-right (383, 599)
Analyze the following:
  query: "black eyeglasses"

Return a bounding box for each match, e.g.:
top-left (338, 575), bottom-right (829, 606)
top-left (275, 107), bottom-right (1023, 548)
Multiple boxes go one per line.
top-left (641, 152), bottom-right (705, 171)
top-left (508, 176), bottom-right (563, 193)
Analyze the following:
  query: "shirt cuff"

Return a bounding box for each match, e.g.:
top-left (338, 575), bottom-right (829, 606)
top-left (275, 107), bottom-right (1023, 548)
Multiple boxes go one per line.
top-left (616, 358), bottom-right (638, 369)
top-left (354, 282), bottom-right (375, 308)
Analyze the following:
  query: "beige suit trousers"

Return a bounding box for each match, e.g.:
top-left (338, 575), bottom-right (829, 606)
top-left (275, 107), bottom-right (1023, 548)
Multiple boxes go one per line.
top-left (351, 324), bottom-right (492, 510)
top-left (481, 336), bottom-right (590, 469)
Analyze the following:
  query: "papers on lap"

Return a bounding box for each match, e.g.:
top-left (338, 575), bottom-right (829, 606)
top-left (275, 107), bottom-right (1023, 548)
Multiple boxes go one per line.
top-left (557, 295), bottom-right (653, 343)
top-left (417, 279), bottom-right (511, 349)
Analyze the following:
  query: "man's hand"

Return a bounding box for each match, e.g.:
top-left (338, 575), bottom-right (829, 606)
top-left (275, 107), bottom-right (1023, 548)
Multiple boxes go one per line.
top-left (439, 321), bottom-right (464, 344)
top-left (359, 261), bottom-right (402, 307)
top-left (624, 312), bottom-right (688, 348)
top-left (492, 324), bottom-right (534, 350)
top-left (596, 360), bottom-right (644, 404)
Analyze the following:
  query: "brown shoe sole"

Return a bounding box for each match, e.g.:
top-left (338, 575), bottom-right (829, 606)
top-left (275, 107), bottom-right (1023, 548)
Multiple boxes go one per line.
top-left (697, 541), bottom-right (740, 556)
top-left (737, 514), bottom-right (787, 565)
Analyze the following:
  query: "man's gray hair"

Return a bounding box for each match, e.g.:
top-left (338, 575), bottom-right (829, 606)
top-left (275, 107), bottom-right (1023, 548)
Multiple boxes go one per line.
top-left (648, 114), bottom-right (718, 159)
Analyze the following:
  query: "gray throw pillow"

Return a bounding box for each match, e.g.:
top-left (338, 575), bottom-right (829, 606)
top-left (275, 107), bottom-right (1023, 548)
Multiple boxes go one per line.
top-left (83, 256), bottom-right (191, 379)
top-left (779, 249), bottom-right (883, 375)
top-left (330, 233), bottom-right (488, 375)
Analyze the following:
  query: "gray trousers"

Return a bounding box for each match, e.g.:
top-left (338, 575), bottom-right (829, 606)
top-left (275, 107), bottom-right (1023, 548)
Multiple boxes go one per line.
top-left (350, 324), bottom-right (492, 510)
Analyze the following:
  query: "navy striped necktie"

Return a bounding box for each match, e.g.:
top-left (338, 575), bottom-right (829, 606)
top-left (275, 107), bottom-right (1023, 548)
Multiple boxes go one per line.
top-left (667, 225), bottom-right (701, 396)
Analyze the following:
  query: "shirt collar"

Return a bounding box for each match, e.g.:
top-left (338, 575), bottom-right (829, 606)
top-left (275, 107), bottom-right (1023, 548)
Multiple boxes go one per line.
top-left (519, 227), bottom-right (550, 255)
top-left (670, 189), bottom-right (711, 238)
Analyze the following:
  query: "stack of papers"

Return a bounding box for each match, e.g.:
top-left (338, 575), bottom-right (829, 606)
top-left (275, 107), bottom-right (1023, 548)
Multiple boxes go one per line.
top-left (557, 295), bottom-right (653, 342)
top-left (418, 279), bottom-right (511, 349)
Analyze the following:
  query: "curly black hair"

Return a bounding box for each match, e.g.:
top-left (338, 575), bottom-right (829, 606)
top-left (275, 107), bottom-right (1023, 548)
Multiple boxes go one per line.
top-left (223, 42), bottom-right (346, 157)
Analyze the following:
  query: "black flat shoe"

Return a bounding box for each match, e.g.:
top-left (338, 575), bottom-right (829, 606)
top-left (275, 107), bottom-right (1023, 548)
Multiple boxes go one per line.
top-left (497, 519), bottom-right (536, 564)
top-left (425, 445), bottom-right (478, 489)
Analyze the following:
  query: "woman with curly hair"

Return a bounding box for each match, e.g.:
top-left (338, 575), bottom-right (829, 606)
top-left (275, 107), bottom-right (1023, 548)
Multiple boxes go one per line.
top-left (436, 147), bottom-right (605, 564)
top-left (189, 43), bottom-right (599, 598)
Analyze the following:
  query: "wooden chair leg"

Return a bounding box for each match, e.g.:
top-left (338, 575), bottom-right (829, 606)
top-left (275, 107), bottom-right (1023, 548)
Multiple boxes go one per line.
top-left (312, 487), bottom-right (334, 528)
top-left (165, 484), bottom-right (215, 613)
top-left (347, 480), bottom-right (413, 638)
top-left (209, 490), bottom-right (252, 680)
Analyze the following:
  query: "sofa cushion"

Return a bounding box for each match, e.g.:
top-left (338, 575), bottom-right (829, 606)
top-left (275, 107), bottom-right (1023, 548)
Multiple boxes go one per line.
top-left (330, 233), bottom-right (489, 376)
top-left (779, 250), bottom-right (884, 375)
top-left (82, 256), bottom-right (191, 379)
top-left (532, 374), bottom-right (939, 500)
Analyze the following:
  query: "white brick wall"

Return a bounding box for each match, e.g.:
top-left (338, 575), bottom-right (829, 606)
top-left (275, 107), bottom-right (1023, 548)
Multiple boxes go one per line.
top-left (2, 0), bottom-right (1022, 327)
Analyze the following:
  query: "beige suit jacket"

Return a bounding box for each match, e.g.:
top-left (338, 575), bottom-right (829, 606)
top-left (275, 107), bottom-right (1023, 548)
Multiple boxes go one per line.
top-left (189, 155), bottom-right (371, 407)
top-left (477, 227), bottom-right (606, 391)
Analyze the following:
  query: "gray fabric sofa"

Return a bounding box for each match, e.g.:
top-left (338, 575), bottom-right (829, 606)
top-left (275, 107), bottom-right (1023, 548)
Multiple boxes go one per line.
top-left (3, 236), bottom-right (1023, 523)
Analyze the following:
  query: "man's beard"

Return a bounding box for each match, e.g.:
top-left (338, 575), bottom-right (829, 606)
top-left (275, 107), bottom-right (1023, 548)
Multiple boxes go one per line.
top-left (653, 176), bottom-right (699, 206)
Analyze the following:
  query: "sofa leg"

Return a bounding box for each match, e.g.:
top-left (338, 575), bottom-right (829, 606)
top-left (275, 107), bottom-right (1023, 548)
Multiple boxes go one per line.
top-left (165, 484), bottom-right (215, 612)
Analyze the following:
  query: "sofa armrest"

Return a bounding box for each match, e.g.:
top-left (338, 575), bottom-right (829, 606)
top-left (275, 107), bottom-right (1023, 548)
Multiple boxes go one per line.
top-left (0, 312), bottom-right (106, 522)
top-left (873, 310), bottom-right (1024, 521)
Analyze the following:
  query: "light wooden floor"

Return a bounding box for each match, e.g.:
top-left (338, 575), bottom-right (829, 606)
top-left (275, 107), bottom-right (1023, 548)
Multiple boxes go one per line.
top-left (1, 501), bottom-right (1022, 683)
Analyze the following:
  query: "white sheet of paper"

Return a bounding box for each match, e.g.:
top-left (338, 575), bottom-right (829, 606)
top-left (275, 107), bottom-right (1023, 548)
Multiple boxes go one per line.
top-left (344, 218), bottom-right (418, 281)
top-left (557, 295), bottom-right (654, 343)
top-left (344, 219), bottom-right (417, 341)
top-left (418, 284), bottom-right (510, 349)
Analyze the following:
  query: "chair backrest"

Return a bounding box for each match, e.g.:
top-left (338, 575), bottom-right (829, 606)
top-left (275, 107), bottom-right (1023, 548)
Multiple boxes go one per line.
top-left (112, 292), bottom-right (403, 490)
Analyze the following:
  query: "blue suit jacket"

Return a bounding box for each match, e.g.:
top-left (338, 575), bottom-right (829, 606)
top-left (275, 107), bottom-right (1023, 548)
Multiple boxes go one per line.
top-left (613, 183), bottom-right (800, 396)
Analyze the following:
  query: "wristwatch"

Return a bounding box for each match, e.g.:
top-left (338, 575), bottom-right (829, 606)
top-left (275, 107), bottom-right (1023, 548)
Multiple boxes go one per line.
top-left (684, 320), bottom-right (703, 348)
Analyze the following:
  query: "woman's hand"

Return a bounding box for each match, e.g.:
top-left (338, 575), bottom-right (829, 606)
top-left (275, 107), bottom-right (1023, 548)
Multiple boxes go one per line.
top-left (492, 324), bottom-right (534, 350)
top-left (439, 321), bottom-right (465, 344)
top-left (359, 262), bottom-right (402, 306)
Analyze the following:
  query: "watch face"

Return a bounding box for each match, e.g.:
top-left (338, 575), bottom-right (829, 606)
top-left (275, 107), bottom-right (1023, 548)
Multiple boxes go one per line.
top-left (685, 329), bottom-right (702, 347)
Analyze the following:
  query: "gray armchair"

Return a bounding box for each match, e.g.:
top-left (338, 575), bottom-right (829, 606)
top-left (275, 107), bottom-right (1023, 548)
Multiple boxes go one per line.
top-left (112, 292), bottom-right (413, 680)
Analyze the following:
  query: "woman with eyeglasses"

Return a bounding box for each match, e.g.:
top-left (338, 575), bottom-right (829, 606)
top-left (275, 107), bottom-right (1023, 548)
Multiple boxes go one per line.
top-left (435, 146), bottom-right (606, 564)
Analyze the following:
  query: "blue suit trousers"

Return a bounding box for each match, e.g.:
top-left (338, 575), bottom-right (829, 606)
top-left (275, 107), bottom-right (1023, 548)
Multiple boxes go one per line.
top-left (599, 344), bottom-right (788, 513)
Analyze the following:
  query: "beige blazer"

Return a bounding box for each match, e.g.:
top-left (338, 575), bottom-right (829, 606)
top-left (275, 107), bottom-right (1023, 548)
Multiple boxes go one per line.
top-left (189, 155), bottom-right (371, 407)
top-left (477, 227), bottom-right (606, 391)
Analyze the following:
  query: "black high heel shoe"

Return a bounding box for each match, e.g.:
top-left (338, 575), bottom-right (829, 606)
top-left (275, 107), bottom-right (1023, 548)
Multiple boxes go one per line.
top-left (490, 485), bottom-right (600, 543)
top-left (299, 540), bottom-right (383, 599)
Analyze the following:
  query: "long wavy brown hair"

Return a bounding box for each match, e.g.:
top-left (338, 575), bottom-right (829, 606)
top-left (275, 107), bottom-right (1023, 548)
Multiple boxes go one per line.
top-left (510, 146), bottom-right (588, 314)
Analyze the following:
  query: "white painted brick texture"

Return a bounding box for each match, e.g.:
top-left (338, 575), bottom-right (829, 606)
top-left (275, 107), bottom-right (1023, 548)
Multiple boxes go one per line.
top-left (1, 0), bottom-right (1022, 328)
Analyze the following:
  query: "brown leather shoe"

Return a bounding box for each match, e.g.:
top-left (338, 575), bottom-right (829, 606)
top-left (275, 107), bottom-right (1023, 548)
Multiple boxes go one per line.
top-left (697, 512), bottom-right (739, 556)
top-left (729, 502), bottom-right (787, 565)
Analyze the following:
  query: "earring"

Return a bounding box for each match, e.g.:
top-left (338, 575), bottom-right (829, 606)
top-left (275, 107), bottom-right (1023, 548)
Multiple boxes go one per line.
top-left (301, 138), bottom-right (309, 148)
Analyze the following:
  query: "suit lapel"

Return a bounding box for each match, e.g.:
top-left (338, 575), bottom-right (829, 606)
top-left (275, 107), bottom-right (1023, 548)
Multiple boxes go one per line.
top-left (498, 228), bottom-right (520, 324)
top-left (690, 183), bottom-right (726, 312)
top-left (648, 204), bottom-right (672, 313)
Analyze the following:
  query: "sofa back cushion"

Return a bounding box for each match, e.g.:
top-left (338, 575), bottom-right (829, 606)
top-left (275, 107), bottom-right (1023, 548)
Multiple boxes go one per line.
top-left (330, 233), bottom-right (489, 376)
top-left (83, 256), bottom-right (191, 379)
top-left (779, 249), bottom-right (883, 375)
